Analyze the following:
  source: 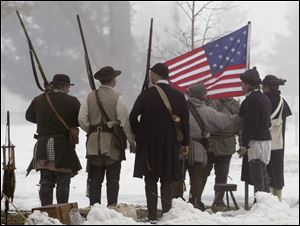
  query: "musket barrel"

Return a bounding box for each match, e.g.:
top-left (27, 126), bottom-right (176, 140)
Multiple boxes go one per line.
top-left (77, 15), bottom-right (96, 90)
top-left (16, 10), bottom-right (49, 90)
top-left (142, 18), bottom-right (153, 92)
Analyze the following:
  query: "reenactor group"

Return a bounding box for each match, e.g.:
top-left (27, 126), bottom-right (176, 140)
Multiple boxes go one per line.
top-left (25, 63), bottom-right (291, 223)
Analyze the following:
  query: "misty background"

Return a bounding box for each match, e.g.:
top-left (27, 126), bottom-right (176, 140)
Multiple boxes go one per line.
top-left (1, 1), bottom-right (299, 146)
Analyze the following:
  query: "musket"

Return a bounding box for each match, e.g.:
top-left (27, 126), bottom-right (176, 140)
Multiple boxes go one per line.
top-left (1, 111), bottom-right (16, 225)
top-left (141, 18), bottom-right (153, 92)
top-left (77, 14), bottom-right (96, 90)
top-left (16, 10), bottom-right (50, 91)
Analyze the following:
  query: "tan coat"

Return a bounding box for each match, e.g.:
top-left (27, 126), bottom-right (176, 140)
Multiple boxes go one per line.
top-left (188, 97), bottom-right (242, 165)
top-left (78, 85), bottom-right (134, 162)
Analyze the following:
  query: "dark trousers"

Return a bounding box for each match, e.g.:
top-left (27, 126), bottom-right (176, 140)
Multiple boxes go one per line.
top-left (249, 159), bottom-right (270, 193)
top-left (88, 161), bottom-right (121, 206)
top-left (39, 169), bottom-right (71, 206)
top-left (145, 175), bottom-right (171, 221)
top-left (187, 163), bottom-right (205, 208)
top-left (203, 152), bottom-right (232, 205)
top-left (267, 149), bottom-right (284, 190)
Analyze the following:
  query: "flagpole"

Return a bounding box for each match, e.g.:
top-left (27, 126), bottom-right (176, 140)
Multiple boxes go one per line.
top-left (245, 21), bottom-right (251, 211)
top-left (246, 21), bottom-right (251, 69)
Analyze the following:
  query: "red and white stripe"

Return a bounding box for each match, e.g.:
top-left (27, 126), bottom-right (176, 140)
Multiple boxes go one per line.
top-left (165, 47), bottom-right (246, 99)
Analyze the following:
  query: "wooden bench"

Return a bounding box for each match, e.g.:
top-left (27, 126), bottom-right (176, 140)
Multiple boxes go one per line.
top-left (214, 183), bottom-right (239, 210)
top-left (32, 202), bottom-right (78, 224)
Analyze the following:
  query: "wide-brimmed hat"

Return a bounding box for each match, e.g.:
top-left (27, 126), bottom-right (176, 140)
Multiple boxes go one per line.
top-left (240, 67), bottom-right (261, 86)
top-left (262, 75), bottom-right (286, 86)
top-left (150, 63), bottom-right (169, 79)
top-left (50, 74), bottom-right (74, 86)
top-left (94, 66), bottom-right (121, 81)
top-left (188, 83), bottom-right (207, 99)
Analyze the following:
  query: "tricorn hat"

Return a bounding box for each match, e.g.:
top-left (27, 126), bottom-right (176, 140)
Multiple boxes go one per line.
top-left (94, 66), bottom-right (121, 81)
top-left (50, 74), bottom-right (74, 86)
top-left (262, 75), bottom-right (286, 86)
top-left (240, 67), bottom-right (261, 86)
top-left (150, 63), bottom-right (169, 79)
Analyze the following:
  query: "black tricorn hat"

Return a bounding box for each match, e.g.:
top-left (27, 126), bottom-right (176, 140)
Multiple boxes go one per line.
top-left (150, 63), bottom-right (169, 79)
top-left (240, 67), bottom-right (261, 86)
top-left (50, 74), bottom-right (74, 86)
top-left (94, 66), bottom-right (121, 81)
top-left (262, 75), bottom-right (286, 86)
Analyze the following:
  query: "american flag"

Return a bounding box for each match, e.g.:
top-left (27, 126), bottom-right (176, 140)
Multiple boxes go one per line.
top-left (165, 24), bottom-right (250, 99)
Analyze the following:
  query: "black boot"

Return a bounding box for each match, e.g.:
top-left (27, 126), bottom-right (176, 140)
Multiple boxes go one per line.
top-left (39, 170), bottom-right (55, 206)
top-left (56, 172), bottom-right (71, 204)
top-left (39, 184), bottom-right (54, 206)
top-left (145, 177), bottom-right (158, 221)
top-left (212, 191), bottom-right (226, 206)
top-left (106, 162), bottom-right (121, 206)
top-left (89, 178), bottom-right (102, 206)
top-left (107, 180), bottom-right (119, 206)
top-left (160, 180), bottom-right (171, 214)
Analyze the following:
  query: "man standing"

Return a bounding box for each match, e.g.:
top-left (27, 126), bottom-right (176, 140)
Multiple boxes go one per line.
top-left (187, 84), bottom-right (242, 211)
top-left (26, 74), bottom-right (82, 206)
top-left (78, 66), bottom-right (135, 206)
top-left (129, 63), bottom-right (190, 222)
top-left (239, 67), bottom-right (272, 196)
top-left (262, 75), bottom-right (292, 201)
top-left (205, 97), bottom-right (241, 210)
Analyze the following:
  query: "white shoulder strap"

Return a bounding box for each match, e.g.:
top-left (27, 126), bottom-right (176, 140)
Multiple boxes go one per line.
top-left (271, 97), bottom-right (283, 119)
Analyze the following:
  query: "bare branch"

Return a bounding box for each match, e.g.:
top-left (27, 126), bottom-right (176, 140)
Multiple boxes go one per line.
top-left (176, 1), bottom-right (192, 21)
top-left (194, 1), bottom-right (214, 17)
top-left (204, 3), bottom-right (240, 11)
top-left (186, 1), bottom-right (193, 12)
top-left (201, 9), bottom-right (215, 45)
top-left (152, 45), bottom-right (168, 61)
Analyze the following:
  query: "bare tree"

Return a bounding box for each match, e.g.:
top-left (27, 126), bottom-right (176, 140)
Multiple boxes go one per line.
top-left (151, 1), bottom-right (239, 61)
top-left (176, 1), bottom-right (238, 50)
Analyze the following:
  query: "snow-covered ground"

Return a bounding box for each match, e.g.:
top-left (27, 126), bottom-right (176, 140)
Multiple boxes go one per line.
top-left (1, 119), bottom-right (299, 224)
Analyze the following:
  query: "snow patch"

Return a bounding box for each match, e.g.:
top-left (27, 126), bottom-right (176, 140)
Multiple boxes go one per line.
top-left (25, 210), bottom-right (63, 225)
top-left (83, 203), bottom-right (138, 225)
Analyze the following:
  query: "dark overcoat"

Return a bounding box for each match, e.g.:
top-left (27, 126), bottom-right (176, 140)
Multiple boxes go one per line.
top-left (239, 90), bottom-right (272, 184)
top-left (129, 83), bottom-right (190, 180)
top-left (26, 91), bottom-right (82, 174)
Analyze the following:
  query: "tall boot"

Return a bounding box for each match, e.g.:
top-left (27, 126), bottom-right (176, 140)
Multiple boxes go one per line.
top-left (56, 184), bottom-right (70, 204)
top-left (106, 162), bottom-right (121, 206)
top-left (56, 173), bottom-right (71, 204)
top-left (39, 183), bottom-right (54, 206)
top-left (212, 191), bottom-right (226, 206)
top-left (107, 180), bottom-right (119, 206)
top-left (145, 178), bottom-right (158, 221)
top-left (160, 180), bottom-right (171, 213)
top-left (89, 178), bottom-right (102, 206)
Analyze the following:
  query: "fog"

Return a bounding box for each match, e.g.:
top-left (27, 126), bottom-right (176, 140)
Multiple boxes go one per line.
top-left (1, 1), bottom-right (299, 126)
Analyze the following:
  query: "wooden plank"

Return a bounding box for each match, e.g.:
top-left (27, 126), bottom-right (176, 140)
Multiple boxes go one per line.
top-left (32, 202), bottom-right (78, 224)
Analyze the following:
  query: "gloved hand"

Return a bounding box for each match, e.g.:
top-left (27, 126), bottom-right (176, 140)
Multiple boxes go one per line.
top-left (129, 142), bottom-right (136, 154)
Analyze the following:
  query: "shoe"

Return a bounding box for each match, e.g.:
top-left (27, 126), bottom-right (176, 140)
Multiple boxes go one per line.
top-left (150, 220), bottom-right (158, 224)
top-left (211, 203), bottom-right (227, 212)
top-left (195, 201), bottom-right (206, 211)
